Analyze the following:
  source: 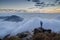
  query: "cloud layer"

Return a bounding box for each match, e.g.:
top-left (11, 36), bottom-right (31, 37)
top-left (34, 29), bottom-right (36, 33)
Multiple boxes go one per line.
top-left (27, 0), bottom-right (60, 8)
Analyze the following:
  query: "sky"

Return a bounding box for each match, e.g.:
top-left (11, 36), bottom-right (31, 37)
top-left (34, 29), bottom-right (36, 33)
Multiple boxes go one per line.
top-left (0, 0), bottom-right (60, 13)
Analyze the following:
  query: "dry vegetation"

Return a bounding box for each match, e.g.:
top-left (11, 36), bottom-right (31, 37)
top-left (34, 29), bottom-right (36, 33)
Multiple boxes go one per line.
top-left (33, 32), bottom-right (60, 40)
top-left (0, 28), bottom-right (60, 40)
top-left (4, 36), bottom-right (22, 40)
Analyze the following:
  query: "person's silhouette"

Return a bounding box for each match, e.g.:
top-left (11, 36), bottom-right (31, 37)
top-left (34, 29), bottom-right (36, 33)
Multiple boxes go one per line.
top-left (40, 21), bottom-right (43, 28)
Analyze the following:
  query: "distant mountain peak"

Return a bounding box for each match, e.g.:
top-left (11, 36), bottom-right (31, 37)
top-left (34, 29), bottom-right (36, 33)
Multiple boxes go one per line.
top-left (4, 15), bottom-right (24, 22)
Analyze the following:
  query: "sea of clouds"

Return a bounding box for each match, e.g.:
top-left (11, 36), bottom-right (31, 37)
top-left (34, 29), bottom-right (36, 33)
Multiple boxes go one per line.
top-left (0, 13), bottom-right (60, 38)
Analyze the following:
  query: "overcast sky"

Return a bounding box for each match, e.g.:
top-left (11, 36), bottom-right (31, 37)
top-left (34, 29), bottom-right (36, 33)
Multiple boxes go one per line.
top-left (0, 0), bottom-right (34, 9)
top-left (0, 0), bottom-right (60, 13)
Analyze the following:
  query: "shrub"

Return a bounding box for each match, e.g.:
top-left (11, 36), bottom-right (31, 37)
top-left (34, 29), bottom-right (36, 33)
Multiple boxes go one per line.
top-left (33, 33), bottom-right (50, 40)
top-left (4, 36), bottom-right (22, 40)
top-left (53, 35), bottom-right (60, 40)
